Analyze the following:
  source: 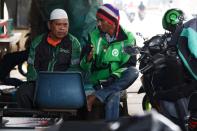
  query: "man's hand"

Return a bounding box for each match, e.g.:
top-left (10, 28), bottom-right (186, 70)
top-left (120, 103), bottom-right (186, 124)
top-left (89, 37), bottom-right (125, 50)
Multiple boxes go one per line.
top-left (87, 95), bottom-right (96, 112)
top-left (87, 47), bottom-right (93, 62)
top-left (100, 75), bottom-right (117, 87)
top-left (80, 42), bottom-right (93, 61)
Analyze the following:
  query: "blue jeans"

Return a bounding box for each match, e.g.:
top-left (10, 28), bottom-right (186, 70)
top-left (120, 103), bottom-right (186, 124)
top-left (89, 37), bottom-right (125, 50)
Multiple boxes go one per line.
top-left (94, 66), bottom-right (139, 121)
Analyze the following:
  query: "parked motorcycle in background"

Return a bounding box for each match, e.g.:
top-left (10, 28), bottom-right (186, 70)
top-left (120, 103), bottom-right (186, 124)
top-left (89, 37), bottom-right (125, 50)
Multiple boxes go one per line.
top-left (188, 92), bottom-right (197, 131)
top-left (141, 33), bottom-right (197, 131)
top-left (138, 1), bottom-right (146, 21)
top-left (125, 32), bottom-right (195, 131)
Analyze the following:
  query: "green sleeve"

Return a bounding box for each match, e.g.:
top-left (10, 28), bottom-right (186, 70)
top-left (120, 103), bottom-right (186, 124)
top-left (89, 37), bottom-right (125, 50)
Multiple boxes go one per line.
top-left (26, 34), bottom-right (44, 81)
top-left (80, 56), bottom-right (92, 71)
top-left (68, 34), bottom-right (82, 71)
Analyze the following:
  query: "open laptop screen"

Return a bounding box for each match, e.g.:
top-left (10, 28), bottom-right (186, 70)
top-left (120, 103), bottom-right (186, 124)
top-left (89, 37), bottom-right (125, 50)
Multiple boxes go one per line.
top-left (34, 71), bottom-right (86, 109)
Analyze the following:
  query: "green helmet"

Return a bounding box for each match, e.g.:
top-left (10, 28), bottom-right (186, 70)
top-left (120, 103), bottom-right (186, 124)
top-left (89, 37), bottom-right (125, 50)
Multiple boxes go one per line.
top-left (162, 8), bottom-right (184, 32)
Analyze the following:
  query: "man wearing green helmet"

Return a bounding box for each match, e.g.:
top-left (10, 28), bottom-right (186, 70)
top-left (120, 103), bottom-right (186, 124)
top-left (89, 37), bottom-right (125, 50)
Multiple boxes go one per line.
top-left (142, 8), bottom-right (192, 131)
top-left (155, 8), bottom-right (197, 131)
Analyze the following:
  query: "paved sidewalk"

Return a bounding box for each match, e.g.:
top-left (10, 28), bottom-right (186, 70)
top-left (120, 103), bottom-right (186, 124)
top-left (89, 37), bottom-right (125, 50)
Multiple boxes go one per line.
top-left (126, 74), bottom-right (144, 115)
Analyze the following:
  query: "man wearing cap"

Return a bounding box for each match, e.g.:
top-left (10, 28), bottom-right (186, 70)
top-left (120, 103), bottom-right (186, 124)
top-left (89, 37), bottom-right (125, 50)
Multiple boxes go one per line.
top-left (80, 4), bottom-right (139, 121)
top-left (16, 8), bottom-right (81, 108)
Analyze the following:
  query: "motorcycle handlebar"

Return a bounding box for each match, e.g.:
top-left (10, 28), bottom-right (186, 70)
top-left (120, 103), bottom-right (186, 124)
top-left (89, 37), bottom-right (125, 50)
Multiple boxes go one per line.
top-left (140, 54), bottom-right (166, 74)
top-left (140, 63), bottom-right (153, 74)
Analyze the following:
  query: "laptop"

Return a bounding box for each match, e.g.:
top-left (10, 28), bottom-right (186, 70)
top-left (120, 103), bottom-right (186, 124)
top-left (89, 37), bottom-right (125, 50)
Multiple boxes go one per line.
top-left (34, 71), bottom-right (86, 109)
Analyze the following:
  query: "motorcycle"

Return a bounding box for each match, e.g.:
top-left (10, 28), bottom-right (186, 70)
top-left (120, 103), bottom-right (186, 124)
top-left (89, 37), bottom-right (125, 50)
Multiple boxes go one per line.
top-left (126, 33), bottom-right (195, 131)
top-left (138, 10), bottom-right (145, 21)
top-left (138, 1), bottom-right (146, 21)
top-left (188, 91), bottom-right (197, 131)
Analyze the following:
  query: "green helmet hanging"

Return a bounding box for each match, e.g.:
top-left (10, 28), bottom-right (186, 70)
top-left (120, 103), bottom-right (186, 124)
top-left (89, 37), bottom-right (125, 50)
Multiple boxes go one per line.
top-left (162, 8), bottom-right (184, 32)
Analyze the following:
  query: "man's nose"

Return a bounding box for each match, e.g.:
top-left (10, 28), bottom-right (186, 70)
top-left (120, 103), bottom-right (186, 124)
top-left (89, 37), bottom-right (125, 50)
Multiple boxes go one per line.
top-left (97, 21), bottom-right (101, 26)
top-left (60, 26), bottom-right (66, 30)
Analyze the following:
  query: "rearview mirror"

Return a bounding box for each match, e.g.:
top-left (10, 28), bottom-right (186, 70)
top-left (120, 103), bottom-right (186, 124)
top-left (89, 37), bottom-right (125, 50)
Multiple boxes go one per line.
top-left (124, 46), bottom-right (140, 55)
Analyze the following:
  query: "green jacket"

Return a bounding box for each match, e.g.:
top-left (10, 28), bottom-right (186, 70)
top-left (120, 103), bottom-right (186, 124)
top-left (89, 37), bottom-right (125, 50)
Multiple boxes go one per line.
top-left (176, 18), bottom-right (197, 80)
top-left (80, 27), bottom-right (136, 84)
top-left (27, 33), bottom-right (81, 81)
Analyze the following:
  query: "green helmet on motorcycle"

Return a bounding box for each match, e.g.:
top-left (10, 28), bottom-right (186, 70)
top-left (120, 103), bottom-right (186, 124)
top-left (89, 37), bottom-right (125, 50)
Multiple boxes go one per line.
top-left (162, 8), bottom-right (184, 32)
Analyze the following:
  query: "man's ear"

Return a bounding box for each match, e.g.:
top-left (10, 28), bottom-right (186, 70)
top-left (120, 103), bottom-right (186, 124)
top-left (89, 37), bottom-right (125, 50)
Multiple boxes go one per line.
top-left (47, 21), bottom-right (51, 30)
